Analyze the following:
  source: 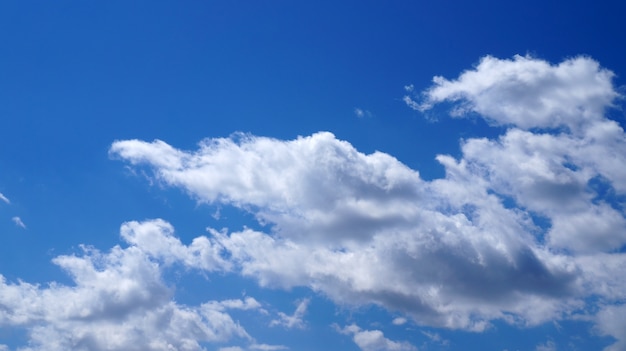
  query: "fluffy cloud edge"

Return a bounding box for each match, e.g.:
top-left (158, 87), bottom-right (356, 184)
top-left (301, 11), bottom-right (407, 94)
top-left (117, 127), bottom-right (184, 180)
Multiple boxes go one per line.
top-left (108, 55), bottom-right (626, 350)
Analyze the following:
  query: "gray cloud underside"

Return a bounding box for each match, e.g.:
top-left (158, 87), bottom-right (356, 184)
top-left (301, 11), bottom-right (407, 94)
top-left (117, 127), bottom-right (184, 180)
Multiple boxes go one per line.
top-left (0, 219), bottom-right (276, 351)
top-left (109, 56), bottom-right (626, 345)
top-left (2, 55), bottom-right (626, 350)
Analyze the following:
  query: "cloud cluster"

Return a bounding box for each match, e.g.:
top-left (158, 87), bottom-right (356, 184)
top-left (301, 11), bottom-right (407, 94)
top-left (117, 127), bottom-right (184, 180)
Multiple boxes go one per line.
top-left (0, 219), bottom-right (267, 351)
top-left (4, 55), bottom-right (624, 350)
top-left (111, 130), bottom-right (582, 329)
top-left (110, 55), bottom-right (626, 349)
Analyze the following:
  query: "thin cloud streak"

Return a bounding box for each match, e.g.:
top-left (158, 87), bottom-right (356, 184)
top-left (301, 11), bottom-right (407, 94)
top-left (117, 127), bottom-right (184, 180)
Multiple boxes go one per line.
top-left (270, 298), bottom-right (310, 329)
top-left (12, 216), bottom-right (25, 229)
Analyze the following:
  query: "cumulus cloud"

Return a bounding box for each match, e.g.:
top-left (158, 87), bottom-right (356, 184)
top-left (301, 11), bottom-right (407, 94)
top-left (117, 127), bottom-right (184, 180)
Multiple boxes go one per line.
top-left (407, 55), bottom-right (618, 131)
top-left (120, 218), bottom-right (231, 271)
top-left (110, 55), bottom-right (626, 348)
top-left (338, 324), bottom-right (417, 351)
top-left (110, 131), bottom-right (581, 331)
top-left (0, 219), bottom-right (264, 351)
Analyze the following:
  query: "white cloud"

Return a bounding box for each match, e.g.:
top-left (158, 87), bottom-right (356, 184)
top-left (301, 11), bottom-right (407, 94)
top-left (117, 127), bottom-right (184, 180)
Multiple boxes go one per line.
top-left (110, 131), bottom-right (582, 330)
top-left (12, 216), bottom-right (25, 229)
top-left (594, 304), bottom-right (626, 351)
top-left (221, 346), bottom-right (288, 351)
top-left (219, 347), bottom-right (245, 351)
top-left (392, 317), bottom-right (407, 326)
top-left (535, 339), bottom-right (556, 351)
top-left (443, 126), bottom-right (626, 253)
top-left (120, 218), bottom-right (231, 271)
top-left (249, 344), bottom-right (289, 351)
top-left (110, 55), bottom-right (626, 348)
top-left (338, 324), bottom-right (417, 351)
top-left (0, 192), bottom-right (9, 204)
top-left (402, 96), bottom-right (420, 111)
top-left (0, 219), bottom-right (264, 351)
top-left (213, 297), bottom-right (263, 311)
top-left (270, 298), bottom-right (309, 329)
top-left (408, 55), bottom-right (617, 131)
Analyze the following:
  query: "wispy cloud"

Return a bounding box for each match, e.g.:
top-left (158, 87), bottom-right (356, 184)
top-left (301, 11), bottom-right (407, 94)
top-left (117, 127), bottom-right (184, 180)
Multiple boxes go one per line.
top-left (535, 340), bottom-right (556, 351)
top-left (354, 107), bottom-right (373, 118)
top-left (249, 344), bottom-right (288, 351)
top-left (219, 347), bottom-right (245, 351)
top-left (0, 192), bottom-right (9, 204)
top-left (270, 298), bottom-right (309, 329)
top-left (421, 330), bottom-right (450, 347)
top-left (12, 216), bottom-right (25, 229)
top-left (392, 317), bottom-right (407, 326)
top-left (337, 324), bottom-right (417, 351)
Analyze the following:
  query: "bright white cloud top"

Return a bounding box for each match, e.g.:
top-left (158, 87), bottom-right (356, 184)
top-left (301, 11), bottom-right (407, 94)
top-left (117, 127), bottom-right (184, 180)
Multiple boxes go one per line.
top-left (410, 55), bottom-right (619, 130)
top-left (1, 55), bottom-right (626, 350)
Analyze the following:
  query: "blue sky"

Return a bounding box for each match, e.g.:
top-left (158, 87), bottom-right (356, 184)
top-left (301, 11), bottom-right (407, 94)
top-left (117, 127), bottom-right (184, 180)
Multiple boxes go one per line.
top-left (1, 1), bottom-right (626, 350)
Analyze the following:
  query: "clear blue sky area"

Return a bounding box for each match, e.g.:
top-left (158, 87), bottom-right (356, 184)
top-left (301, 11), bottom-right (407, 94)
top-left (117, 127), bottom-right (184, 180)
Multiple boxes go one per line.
top-left (1, 1), bottom-right (626, 350)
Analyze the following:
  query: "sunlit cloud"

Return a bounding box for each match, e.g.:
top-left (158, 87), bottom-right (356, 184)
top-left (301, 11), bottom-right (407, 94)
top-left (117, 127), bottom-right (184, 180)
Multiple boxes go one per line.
top-left (4, 54), bottom-right (625, 350)
top-left (0, 220), bottom-right (266, 350)
top-left (110, 55), bottom-right (626, 349)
